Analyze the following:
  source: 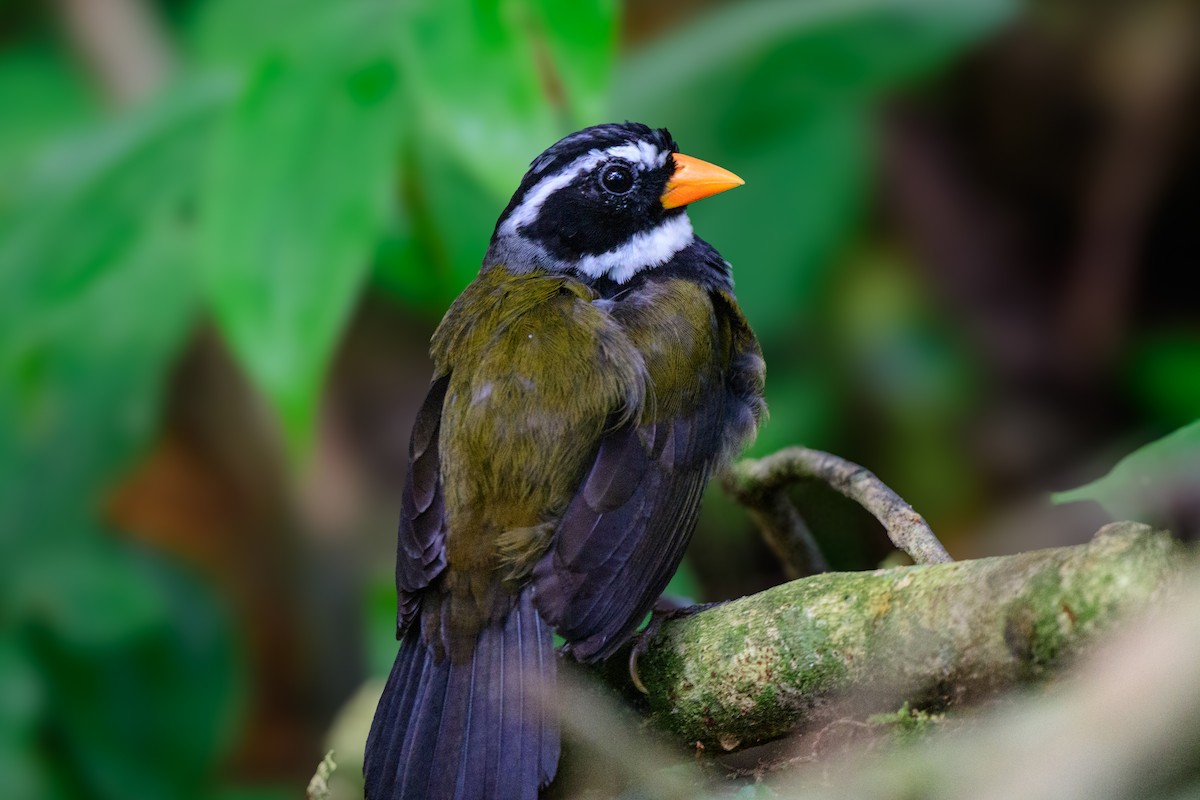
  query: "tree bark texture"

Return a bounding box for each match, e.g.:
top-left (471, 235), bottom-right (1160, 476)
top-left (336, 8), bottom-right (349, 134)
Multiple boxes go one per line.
top-left (635, 521), bottom-right (1184, 752)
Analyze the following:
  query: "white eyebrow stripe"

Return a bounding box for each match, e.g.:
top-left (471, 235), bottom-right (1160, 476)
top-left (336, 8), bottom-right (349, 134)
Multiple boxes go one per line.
top-left (574, 214), bottom-right (694, 284)
top-left (499, 152), bottom-right (603, 235)
top-left (604, 141), bottom-right (668, 169)
top-left (502, 141), bottom-right (671, 236)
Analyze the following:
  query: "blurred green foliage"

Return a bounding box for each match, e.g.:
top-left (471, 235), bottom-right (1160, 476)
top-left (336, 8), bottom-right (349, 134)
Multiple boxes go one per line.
top-left (1053, 419), bottom-right (1200, 525)
top-left (1130, 334), bottom-right (1200, 430)
top-left (12, 0), bottom-right (1196, 797)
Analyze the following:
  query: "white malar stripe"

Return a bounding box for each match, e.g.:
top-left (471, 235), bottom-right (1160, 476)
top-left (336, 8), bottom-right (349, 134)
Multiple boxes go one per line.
top-left (574, 214), bottom-right (694, 283)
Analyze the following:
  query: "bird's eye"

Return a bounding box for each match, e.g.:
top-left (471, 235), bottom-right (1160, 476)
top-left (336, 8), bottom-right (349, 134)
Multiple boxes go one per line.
top-left (599, 163), bottom-right (635, 195)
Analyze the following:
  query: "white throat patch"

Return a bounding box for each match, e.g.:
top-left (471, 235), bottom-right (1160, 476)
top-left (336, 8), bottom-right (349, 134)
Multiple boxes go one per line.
top-left (494, 139), bottom-right (690, 283)
top-left (574, 214), bottom-right (694, 283)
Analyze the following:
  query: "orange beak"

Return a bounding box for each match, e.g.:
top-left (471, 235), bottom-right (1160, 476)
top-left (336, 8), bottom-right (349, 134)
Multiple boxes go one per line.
top-left (660, 153), bottom-right (745, 210)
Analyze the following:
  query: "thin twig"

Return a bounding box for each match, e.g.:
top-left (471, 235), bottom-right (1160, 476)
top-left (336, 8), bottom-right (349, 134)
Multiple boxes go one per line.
top-left (722, 467), bottom-right (829, 577)
top-left (726, 446), bottom-right (952, 566)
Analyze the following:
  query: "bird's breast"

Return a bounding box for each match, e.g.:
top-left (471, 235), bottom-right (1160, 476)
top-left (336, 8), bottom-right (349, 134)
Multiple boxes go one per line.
top-left (601, 277), bottom-right (723, 419)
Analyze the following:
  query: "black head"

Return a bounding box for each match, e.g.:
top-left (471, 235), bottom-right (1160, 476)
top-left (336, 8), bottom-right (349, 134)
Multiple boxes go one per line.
top-left (492, 123), bottom-right (680, 263)
top-left (484, 122), bottom-right (743, 286)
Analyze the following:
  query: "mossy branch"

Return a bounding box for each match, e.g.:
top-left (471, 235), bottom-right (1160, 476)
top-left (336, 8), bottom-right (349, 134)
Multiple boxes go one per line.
top-left (632, 521), bottom-right (1184, 752)
top-left (789, 559), bottom-right (1200, 800)
top-left (328, 523), bottom-right (1185, 797)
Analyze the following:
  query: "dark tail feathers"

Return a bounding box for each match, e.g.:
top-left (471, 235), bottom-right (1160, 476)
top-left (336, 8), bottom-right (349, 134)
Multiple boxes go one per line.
top-left (364, 590), bottom-right (559, 799)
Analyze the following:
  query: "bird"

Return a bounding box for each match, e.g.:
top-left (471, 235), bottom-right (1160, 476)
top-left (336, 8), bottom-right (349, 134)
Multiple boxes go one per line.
top-left (364, 122), bottom-right (766, 800)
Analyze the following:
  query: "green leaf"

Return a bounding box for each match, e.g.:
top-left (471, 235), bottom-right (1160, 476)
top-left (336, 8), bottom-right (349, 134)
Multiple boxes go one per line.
top-left (0, 78), bottom-right (230, 543)
top-left (199, 9), bottom-right (407, 452)
top-left (13, 545), bottom-right (167, 648)
top-left (33, 540), bottom-right (243, 800)
top-left (1128, 333), bottom-right (1200, 428)
top-left (0, 634), bottom-right (44, 741)
top-left (616, 0), bottom-right (1015, 115)
top-left (1052, 419), bottom-right (1200, 523)
top-left (524, 0), bottom-right (619, 127)
top-left (188, 0), bottom-right (330, 66)
top-left (365, 577), bottom-right (400, 678)
top-left (371, 0), bottom-right (618, 307)
top-left (612, 0), bottom-right (1017, 340)
top-left (749, 363), bottom-right (841, 456)
top-left (664, 559), bottom-right (702, 604)
top-left (371, 207), bottom-right (447, 311)
top-left (0, 78), bottom-right (236, 799)
top-left (397, 0), bottom-right (564, 202)
top-left (406, 127), bottom-right (510, 294)
top-left (370, 136), bottom-right (479, 308)
top-left (610, 0), bottom-right (1018, 502)
top-left (0, 39), bottom-right (96, 204)
top-left (684, 104), bottom-right (872, 340)
top-left (0, 739), bottom-right (55, 800)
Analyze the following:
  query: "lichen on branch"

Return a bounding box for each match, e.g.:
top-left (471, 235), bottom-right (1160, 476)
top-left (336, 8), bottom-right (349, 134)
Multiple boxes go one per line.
top-left (633, 521), bottom-right (1183, 752)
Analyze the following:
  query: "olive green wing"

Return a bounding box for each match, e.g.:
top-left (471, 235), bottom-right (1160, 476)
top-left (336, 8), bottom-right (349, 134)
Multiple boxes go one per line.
top-left (531, 291), bottom-right (765, 662)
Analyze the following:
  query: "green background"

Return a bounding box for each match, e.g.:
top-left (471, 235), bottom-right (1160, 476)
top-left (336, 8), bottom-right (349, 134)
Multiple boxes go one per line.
top-left (1, 0), bottom-right (1196, 796)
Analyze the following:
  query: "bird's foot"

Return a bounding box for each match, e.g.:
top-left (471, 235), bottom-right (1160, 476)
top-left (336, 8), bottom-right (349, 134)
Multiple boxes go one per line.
top-left (628, 599), bottom-right (728, 695)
